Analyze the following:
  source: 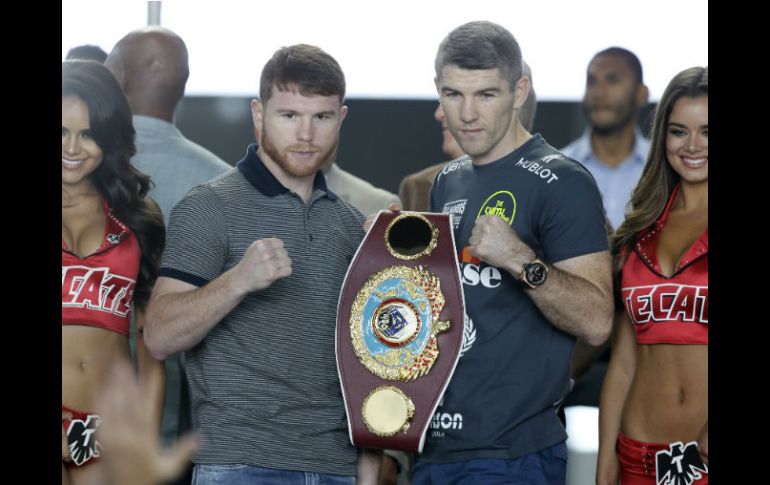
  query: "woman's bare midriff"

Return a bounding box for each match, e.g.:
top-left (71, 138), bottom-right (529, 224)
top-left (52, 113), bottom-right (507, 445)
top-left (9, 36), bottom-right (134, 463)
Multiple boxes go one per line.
top-left (622, 343), bottom-right (707, 443)
top-left (62, 324), bottom-right (131, 412)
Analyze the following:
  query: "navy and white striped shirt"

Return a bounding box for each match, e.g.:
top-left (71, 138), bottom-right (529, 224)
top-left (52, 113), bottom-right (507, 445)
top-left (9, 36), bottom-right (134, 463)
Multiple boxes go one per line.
top-left (160, 144), bottom-right (365, 475)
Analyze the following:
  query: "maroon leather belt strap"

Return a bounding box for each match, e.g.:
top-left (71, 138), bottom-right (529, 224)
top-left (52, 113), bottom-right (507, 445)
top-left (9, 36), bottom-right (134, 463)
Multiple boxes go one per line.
top-left (336, 211), bottom-right (465, 452)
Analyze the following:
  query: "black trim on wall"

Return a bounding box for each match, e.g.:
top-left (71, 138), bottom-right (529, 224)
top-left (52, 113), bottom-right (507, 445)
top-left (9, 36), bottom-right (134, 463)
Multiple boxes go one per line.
top-left (174, 97), bottom-right (654, 195)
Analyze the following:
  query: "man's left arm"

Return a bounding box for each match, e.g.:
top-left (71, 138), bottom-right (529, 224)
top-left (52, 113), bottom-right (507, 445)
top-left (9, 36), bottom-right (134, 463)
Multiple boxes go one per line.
top-left (469, 215), bottom-right (613, 346)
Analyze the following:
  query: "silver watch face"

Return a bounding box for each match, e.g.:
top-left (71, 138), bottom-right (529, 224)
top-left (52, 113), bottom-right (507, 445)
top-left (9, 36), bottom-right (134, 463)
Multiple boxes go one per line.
top-left (524, 262), bottom-right (547, 286)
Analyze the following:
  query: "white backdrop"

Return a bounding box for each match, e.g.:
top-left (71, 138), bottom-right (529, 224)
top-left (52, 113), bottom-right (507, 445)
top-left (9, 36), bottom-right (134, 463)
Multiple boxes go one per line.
top-left (62, 0), bottom-right (708, 100)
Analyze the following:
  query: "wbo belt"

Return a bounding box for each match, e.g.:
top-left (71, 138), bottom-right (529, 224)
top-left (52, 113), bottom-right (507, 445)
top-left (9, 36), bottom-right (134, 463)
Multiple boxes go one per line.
top-left (336, 211), bottom-right (465, 452)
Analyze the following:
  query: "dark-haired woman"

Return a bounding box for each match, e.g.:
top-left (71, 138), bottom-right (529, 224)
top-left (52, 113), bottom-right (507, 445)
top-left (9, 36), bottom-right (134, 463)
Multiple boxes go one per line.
top-left (597, 66), bottom-right (708, 485)
top-left (62, 60), bottom-right (165, 485)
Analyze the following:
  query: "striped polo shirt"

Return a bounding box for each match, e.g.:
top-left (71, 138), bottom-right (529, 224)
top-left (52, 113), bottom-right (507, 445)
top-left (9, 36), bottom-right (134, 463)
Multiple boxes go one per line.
top-left (160, 144), bottom-right (365, 476)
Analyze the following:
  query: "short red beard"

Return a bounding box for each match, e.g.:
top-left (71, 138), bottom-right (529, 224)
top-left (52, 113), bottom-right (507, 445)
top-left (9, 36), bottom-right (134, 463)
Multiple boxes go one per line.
top-left (261, 126), bottom-right (337, 178)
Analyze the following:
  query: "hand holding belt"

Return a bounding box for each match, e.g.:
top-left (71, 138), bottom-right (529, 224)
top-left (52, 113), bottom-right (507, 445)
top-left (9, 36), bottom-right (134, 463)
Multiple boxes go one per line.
top-left (336, 211), bottom-right (465, 452)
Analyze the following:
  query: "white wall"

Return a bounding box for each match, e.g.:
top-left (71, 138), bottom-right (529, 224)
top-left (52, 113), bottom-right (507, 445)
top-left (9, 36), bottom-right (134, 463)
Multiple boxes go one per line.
top-left (62, 0), bottom-right (708, 101)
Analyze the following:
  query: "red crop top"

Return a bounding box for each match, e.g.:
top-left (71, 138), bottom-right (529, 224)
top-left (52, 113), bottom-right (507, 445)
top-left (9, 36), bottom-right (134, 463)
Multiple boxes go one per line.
top-left (621, 184), bottom-right (708, 345)
top-left (62, 201), bottom-right (140, 336)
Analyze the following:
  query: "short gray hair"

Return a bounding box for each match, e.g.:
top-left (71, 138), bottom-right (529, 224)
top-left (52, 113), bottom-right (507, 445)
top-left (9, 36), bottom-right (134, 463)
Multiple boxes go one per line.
top-left (435, 21), bottom-right (522, 89)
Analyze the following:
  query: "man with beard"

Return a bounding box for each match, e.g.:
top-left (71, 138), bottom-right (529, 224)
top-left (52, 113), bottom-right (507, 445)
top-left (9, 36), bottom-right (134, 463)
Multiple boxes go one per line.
top-left (251, 122), bottom-right (400, 216)
top-left (562, 47), bottom-right (650, 230)
top-left (561, 48), bottom-right (650, 418)
top-left (144, 44), bottom-right (381, 485)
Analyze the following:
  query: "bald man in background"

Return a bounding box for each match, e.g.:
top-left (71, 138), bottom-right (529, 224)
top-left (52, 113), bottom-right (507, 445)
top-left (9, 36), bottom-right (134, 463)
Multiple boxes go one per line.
top-left (399, 61), bottom-right (537, 212)
top-left (105, 28), bottom-right (231, 481)
top-left (105, 26), bottom-right (231, 226)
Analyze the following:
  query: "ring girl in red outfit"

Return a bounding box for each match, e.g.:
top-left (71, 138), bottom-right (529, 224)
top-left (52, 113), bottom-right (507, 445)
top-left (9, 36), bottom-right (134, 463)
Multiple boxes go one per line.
top-left (62, 60), bottom-right (165, 485)
top-left (597, 67), bottom-right (708, 485)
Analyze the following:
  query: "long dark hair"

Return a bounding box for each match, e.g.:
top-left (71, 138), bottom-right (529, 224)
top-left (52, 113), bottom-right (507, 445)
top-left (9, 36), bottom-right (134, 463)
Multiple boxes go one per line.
top-left (62, 60), bottom-right (164, 310)
top-left (611, 66), bottom-right (708, 264)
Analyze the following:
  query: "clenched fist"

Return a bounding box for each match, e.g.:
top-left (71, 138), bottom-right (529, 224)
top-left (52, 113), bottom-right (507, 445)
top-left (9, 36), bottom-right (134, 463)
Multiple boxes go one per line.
top-left (233, 238), bottom-right (293, 293)
top-left (468, 215), bottom-right (535, 276)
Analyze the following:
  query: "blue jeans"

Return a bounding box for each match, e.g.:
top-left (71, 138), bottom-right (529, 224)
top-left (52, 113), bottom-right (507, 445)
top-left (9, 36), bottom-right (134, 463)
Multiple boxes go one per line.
top-left (192, 464), bottom-right (356, 485)
top-left (412, 441), bottom-right (568, 485)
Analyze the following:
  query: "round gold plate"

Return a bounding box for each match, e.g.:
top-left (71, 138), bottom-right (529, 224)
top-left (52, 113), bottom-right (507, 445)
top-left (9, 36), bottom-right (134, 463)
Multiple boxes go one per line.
top-left (361, 386), bottom-right (415, 437)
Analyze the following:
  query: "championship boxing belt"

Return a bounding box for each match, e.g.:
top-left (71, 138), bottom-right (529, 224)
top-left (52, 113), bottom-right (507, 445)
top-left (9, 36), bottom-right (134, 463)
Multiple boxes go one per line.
top-left (336, 211), bottom-right (465, 452)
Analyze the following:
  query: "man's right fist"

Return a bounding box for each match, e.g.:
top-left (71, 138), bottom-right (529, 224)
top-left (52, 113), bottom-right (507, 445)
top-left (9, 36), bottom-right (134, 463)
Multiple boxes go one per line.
top-left (235, 238), bottom-right (293, 292)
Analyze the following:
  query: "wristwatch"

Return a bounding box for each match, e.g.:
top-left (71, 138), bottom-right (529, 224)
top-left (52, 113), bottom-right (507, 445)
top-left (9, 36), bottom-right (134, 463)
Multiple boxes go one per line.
top-left (519, 259), bottom-right (549, 289)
